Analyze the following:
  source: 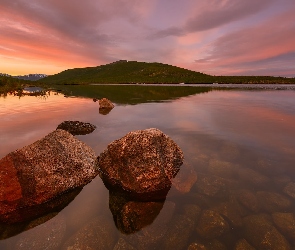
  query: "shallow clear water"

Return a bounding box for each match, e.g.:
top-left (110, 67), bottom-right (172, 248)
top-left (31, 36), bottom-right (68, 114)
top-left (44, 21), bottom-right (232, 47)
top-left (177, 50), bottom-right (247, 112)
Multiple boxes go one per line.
top-left (1, 87), bottom-right (295, 249)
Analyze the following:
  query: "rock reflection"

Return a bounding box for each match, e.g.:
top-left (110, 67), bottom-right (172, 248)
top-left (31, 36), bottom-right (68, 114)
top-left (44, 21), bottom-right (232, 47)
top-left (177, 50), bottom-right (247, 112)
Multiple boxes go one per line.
top-left (109, 191), bottom-right (165, 234)
top-left (0, 187), bottom-right (82, 240)
top-left (99, 108), bottom-right (113, 115)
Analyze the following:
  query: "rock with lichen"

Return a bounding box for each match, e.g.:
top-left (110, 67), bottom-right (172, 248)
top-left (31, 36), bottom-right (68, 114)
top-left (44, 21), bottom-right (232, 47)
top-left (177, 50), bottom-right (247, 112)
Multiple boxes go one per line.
top-left (0, 129), bottom-right (98, 223)
top-left (56, 120), bottom-right (96, 135)
top-left (96, 128), bottom-right (184, 201)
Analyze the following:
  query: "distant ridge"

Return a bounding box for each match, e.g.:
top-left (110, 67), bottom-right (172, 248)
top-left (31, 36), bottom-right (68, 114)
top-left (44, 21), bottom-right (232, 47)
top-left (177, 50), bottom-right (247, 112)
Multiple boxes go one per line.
top-left (0, 73), bottom-right (47, 81)
top-left (39, 61), bottom-right (212, 84)
top-left (37, 60), bottom-right (295, 85)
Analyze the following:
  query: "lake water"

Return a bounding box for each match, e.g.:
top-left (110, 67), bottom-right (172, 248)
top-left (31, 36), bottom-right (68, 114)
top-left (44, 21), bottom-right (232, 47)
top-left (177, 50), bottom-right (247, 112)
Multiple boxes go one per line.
top-left (1, 85), bottom-right (295, 249)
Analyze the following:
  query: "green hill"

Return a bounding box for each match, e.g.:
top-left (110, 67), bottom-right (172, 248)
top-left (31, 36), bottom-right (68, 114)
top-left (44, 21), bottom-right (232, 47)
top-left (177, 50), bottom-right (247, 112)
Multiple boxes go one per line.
top-left (39, 60), bottom-right (212, 84)
top-left (36, 60), bottom-right (295, 85)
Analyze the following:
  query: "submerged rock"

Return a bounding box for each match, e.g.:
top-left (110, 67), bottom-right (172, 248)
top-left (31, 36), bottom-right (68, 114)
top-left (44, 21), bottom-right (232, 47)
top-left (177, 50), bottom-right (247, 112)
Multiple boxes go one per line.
top-left (283, 182), bottom-right (295, 199)
top-left (99, 98), bottom-right (114, 110)
top-left (234, 239), bottom-right (255, 250)
top-left (237, 167), bottom-right (271, 188)
top-left (194, 174), bottom-right (237, 198)
top-left (272, 212), bottom-right (295, 242)
top-left (97, 128), bottom-right (184, 201)
top-left (13, 214), bottom-right (66, 250)
top-left (196, 210), bottom-right (229, 240)
top-left (188, 240), bottom-right (227, 250)
top-left (0, 129), bottom-right (98, 223)
top-left (56, 120), bottom-right (96, 135)
top-left (62, 216), bottom-right (117, 250)
top-left (162, 204), bottom-right (201, 250)
top-left (212, 201), bottom-right (244, 228)
top-left (256, 191), bottom-right (291, 213)
top-left (208, 159), bottom-right (238, 179)
top-left (171, 162), bottom-right (198, 194)
top-left (243, 214), bottom-right (291, 250)
top-left (113, 238), bottom-right (136, 250)
top-left (236, 189), bottom-right (260, 213)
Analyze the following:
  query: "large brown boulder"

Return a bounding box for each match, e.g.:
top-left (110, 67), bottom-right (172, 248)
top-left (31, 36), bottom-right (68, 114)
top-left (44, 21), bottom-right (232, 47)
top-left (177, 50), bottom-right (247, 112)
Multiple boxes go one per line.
top-left (0, 129), bottom-right (98, 223)
top-left (96, 128), bottom-right (184, 201)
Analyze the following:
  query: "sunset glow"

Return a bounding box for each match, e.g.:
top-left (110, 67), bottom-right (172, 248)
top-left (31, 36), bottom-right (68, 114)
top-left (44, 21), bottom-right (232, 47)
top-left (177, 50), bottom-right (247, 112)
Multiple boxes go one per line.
top-left (1, 0), bottom-right (294, 76)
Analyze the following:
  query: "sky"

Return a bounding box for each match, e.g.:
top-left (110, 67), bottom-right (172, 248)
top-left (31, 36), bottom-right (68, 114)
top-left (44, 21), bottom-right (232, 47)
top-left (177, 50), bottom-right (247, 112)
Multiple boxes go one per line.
top-left (0, 0), bottom-right (295, 77)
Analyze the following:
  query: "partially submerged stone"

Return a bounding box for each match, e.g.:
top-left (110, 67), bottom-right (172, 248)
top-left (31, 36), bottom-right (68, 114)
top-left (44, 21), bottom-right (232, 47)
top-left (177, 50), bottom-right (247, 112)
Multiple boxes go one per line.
top-left (99, 98), bottom-right (114, 110)
top-left (97, 128), bottom-right (184, 201)
top-left (0, 129), bottom-right (98, 223)
top-left (56, 120), bottom-right (96, 135)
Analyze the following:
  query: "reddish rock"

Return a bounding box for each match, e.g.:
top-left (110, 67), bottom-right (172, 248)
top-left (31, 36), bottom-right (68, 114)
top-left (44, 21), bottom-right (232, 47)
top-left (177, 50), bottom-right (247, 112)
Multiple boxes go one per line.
top-left (0, 129), bottom-right (98, 223)
top-left (99, 98), bottom-right (114, 110)
top-left (97, 128), bottom-right (184, 201)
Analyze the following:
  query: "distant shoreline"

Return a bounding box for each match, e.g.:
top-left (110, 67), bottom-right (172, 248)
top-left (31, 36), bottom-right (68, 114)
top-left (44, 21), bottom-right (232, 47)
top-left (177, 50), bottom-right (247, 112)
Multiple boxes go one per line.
top-left (90, 83), bottom-right (295, 90)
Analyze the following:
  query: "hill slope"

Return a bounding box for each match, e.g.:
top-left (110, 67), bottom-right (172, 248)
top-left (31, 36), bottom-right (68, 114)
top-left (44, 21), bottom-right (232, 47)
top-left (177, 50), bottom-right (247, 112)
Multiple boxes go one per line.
top-left (39, 61), bottom-right (212, 84)
top-left (39, 60), bottom-right (295, 85)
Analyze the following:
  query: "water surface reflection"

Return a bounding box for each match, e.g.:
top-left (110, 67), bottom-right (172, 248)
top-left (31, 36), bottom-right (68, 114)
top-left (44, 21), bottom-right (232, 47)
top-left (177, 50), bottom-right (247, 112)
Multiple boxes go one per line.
top-left (1, 87), bottom-right (295, 249)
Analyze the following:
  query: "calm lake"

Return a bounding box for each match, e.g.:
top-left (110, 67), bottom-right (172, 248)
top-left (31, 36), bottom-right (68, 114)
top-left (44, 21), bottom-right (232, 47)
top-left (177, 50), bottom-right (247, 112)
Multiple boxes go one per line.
top-left (1, 85), bottom-right (295, 249)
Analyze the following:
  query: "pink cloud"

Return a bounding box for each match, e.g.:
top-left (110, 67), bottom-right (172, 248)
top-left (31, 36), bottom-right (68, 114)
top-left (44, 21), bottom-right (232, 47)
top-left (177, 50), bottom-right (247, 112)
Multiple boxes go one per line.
top-left (192, 7), bottom-right (295, 76)
top-left (0, 0), bottom-right (294, 76)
